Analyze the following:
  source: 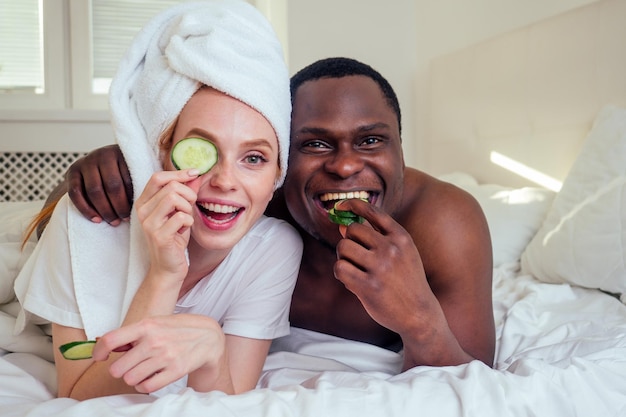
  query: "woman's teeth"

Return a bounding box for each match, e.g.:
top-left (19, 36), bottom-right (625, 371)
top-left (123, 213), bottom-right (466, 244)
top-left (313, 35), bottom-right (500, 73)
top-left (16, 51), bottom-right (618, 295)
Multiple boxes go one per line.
top-left (197, 202), bottom-right (239, 213)
top-left (197, 202), bottom-right (241, 224)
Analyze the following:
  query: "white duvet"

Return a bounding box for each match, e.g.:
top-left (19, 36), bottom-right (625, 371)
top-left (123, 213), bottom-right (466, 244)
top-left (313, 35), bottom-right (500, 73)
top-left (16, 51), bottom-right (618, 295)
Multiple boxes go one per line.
top-left (2, 262), bottom-right (625, 417)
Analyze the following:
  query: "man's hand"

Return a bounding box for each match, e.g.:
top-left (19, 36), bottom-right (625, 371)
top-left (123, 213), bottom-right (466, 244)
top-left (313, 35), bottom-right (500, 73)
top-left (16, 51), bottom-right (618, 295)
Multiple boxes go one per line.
top-left (333, 199), bottom-right (435, 335)
top-left (332, 199), bottom-right (475, 369)
top-left (67, 144), bottom-right (133, 225)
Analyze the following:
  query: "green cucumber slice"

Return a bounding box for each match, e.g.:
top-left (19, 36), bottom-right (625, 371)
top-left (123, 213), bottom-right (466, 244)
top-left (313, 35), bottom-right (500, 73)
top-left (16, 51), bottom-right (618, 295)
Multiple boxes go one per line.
top-left (328, 199), bottom-right (365, 225)
top-left (171, 137), bottom-right (218, 174)
top-left (329, 212), bottom-right (354, 225)
top-left (328, 210), bottom-right (364, 225)
top-left (330, 208), bottom-right (358, 218)
top-left (59, 340), bottom-right (96, 360)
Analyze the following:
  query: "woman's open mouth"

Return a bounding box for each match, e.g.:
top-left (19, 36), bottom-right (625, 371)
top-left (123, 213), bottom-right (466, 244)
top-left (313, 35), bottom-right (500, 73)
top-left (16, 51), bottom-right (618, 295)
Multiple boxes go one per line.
top-left (197, 201), bottom-right (242, 224)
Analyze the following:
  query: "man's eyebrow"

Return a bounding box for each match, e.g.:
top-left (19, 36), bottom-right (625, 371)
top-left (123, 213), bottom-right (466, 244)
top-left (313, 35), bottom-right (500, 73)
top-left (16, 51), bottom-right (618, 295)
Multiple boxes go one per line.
top-left (295, 126), bottom-right (331, 135)
top-left (296, 123), bottom-right (391, 135)
top-left (357, 122), bottom-right (391, 132)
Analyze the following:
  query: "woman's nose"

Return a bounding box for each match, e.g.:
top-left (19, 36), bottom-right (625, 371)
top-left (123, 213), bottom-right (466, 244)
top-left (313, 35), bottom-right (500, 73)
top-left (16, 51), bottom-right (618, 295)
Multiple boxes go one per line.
top-left (207, 161), bottom-right (237, 190)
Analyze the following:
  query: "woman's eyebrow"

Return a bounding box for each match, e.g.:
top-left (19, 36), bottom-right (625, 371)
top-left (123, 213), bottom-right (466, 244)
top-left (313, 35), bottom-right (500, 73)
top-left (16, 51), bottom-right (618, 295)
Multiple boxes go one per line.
top-left (185, 128), bottom-right (215, 139)
top-left (185, 128), bottom-right (275, 149)
top-left (242, 138), bottom-right (275, 149)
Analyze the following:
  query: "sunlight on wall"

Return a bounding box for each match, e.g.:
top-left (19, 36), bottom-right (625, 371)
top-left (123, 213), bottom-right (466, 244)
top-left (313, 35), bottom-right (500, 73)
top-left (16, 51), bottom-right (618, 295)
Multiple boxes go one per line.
top-left (490, 151), bottom-right (562, 192)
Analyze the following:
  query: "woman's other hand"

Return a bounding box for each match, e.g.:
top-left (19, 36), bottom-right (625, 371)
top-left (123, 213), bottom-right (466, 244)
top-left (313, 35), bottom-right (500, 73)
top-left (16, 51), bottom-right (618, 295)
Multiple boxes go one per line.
top-left (92, 314), bottom-right (232, 394)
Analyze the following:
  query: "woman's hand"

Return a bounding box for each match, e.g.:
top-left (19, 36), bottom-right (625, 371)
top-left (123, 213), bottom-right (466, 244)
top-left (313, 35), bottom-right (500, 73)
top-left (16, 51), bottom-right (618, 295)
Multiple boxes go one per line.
top-left (92, 314), bottom-right (232, 394)
top-left (135, 170), bottom-right (199, 283)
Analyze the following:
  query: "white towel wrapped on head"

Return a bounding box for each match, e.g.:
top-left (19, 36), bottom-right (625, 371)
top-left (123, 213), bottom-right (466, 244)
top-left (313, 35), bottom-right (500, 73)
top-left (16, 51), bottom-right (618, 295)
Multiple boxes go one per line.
top-left (70, 0), bottom-right (291, 339)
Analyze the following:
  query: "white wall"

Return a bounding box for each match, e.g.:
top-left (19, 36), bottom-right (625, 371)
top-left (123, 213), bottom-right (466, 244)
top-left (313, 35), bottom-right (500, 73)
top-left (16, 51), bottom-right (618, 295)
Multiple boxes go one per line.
top-left (286, 0), bottom-right (597, 170)
top-left (286, 0), bottom-right (418, 165)
top-left (412, 0), bottom-right (598, 169)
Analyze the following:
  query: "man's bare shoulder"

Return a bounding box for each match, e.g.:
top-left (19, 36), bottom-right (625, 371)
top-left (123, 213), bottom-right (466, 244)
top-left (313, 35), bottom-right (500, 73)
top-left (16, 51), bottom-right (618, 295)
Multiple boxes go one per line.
top-left (398, 168), bottom-right (483, 223)
top-left (398, 168), bottom-right (491, 261)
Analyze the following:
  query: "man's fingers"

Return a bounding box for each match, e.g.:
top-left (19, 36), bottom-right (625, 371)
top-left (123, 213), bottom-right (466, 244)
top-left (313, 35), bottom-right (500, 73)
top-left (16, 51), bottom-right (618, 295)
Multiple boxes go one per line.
top-left (67, 173), bottom-right (103, 223)
top-left (81, 168), bottom-right (121, 225)
top-left (99, 159), bottom-right (133, 222)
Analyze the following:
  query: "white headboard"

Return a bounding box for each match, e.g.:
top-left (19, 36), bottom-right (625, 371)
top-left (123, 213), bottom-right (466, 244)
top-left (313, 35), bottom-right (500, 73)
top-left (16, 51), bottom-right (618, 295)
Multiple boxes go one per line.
top-left (427, 0), bottom-right (626, 189)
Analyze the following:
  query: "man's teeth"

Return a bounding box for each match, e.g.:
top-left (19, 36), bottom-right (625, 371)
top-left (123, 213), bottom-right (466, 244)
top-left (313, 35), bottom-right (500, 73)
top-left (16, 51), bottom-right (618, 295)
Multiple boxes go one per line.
top-left (319, 191), bottom-right (370, 202)
top-left (198, 202), bottom-right (239, 213)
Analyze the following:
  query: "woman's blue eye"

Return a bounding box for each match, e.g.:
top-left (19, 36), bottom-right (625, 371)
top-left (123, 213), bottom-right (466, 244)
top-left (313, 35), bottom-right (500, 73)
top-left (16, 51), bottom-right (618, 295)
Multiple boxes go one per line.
top-left (246, 154), bottom-right (266, 164)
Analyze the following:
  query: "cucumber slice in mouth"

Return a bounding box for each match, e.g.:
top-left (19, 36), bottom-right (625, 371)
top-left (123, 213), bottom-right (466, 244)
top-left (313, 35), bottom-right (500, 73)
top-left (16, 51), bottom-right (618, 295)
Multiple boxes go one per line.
top-left (328, 199), bottom-right (366, 225)
top-left (171, 137), bottom-right (218, 174)
top-left (59, 340), bottom-right (96, 360)
top-left (328, 208), bottom-right (364, 225)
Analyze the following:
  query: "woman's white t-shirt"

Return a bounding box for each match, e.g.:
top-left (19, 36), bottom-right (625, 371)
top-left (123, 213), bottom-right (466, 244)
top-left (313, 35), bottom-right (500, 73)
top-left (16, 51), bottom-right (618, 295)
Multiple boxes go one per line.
top-left (17, 197), bottom-right (303, 395)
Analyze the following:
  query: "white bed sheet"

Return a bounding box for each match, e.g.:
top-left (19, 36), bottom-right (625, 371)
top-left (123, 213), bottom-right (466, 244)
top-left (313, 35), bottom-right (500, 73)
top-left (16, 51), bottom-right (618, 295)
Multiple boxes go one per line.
top-left (1, 262), bottom-right (625, 417)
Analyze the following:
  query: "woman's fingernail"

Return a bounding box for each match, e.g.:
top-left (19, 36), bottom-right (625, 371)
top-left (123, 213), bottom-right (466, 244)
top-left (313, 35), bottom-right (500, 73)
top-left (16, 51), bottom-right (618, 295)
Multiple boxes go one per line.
top-left (188, 168), bottom-right (200, 176)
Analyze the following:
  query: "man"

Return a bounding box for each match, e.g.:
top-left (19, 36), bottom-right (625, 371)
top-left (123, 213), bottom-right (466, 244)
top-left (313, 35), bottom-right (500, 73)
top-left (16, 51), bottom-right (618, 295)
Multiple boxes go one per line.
top-left (51, 57), bottom-right (495, 370)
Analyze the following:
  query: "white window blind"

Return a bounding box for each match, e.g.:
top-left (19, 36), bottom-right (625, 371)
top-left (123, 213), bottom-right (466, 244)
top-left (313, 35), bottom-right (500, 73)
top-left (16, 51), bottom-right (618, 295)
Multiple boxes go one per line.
top-left (0, 0), bottom-right (43, 93)
top-left (0, 0), bottom-right (282, 112)
top-left (91, 0), bottom-right (187, 94)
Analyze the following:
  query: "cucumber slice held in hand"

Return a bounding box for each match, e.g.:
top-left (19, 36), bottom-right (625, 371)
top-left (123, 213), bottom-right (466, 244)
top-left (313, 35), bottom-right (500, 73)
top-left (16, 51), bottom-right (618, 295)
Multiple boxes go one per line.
top-left (171, 137), bottom-right (218, 175)
top-left (59, 340), bottom-right (97, 360)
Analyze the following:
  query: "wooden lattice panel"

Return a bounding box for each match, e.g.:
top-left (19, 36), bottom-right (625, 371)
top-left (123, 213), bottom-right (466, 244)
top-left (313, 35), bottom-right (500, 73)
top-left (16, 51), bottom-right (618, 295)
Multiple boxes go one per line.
top-left (0, 152), bottom-right (85, 202)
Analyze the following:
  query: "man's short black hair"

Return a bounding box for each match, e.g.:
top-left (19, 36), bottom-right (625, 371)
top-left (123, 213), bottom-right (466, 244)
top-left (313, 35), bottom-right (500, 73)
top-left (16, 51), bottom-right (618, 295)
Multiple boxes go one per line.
top-left (290, 57), bottom-right (402, 134)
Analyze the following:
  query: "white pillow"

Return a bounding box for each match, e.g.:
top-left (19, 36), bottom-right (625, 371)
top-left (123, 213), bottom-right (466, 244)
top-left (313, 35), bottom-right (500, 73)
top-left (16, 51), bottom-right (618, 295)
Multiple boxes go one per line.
top-left (439, 172), bottom-right (555, 267)
top-left (521, 105), bottom-right (626, 302)
top-left (0, 201), bottom-right (44, 304)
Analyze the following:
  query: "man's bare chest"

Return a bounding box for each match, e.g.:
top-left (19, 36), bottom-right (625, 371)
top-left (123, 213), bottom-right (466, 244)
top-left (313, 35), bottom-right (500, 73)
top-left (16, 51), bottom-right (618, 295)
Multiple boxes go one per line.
top-left (289, 276), bottom-right (400, 349)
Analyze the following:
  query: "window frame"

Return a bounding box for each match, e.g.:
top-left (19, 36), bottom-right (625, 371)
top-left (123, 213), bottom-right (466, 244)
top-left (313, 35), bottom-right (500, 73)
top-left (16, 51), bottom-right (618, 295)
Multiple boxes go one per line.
top-left (69, 0), bottom-right (109, 110)
top-left (0, 0), bottom-right (66, 111)
top-left (0, 0), bottom-right (288, 115)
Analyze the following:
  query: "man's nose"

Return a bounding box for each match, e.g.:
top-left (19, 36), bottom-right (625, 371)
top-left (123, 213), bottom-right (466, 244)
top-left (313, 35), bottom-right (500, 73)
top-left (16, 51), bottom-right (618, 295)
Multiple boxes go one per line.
top-left (324, 149), bottom-right (365, 178)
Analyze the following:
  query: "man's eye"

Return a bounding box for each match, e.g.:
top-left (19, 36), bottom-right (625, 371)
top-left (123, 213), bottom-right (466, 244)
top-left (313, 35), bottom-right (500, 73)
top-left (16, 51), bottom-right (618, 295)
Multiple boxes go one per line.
top-left (303, 140), bottom-right (329, 149)
top-left (361, 136), bottom-right (381, 146)
top-left (300, 140), bottom-right (332, 153)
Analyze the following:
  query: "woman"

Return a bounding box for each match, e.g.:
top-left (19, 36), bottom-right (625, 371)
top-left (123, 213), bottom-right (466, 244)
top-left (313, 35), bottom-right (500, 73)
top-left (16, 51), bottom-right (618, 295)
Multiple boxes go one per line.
top-left (14, 0), bottom-right (301, 400)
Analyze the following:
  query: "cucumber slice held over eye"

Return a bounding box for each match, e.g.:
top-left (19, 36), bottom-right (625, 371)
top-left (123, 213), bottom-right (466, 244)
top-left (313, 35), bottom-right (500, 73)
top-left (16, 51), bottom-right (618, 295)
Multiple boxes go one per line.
top-left (171, 137), bottom-right (218, 174)
top-left (59, 340), bottom-right (97, 360)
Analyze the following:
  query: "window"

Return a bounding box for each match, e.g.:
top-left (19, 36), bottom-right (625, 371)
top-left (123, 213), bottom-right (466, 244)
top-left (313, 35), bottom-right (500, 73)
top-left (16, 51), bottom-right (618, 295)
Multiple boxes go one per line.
top-left (0, 0), bottom-right (287, 112)
top-left (0, 0), bottom-right (65, 110)
top-left (0, 0), bottom-right (43, 93)
top-left (70, 0), bottom-right (188, 109)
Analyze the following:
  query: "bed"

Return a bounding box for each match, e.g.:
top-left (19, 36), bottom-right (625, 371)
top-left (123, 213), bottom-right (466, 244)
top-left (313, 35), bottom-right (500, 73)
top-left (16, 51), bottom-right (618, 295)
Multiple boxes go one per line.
top-left (1, 0), bottom-right (626, 415)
